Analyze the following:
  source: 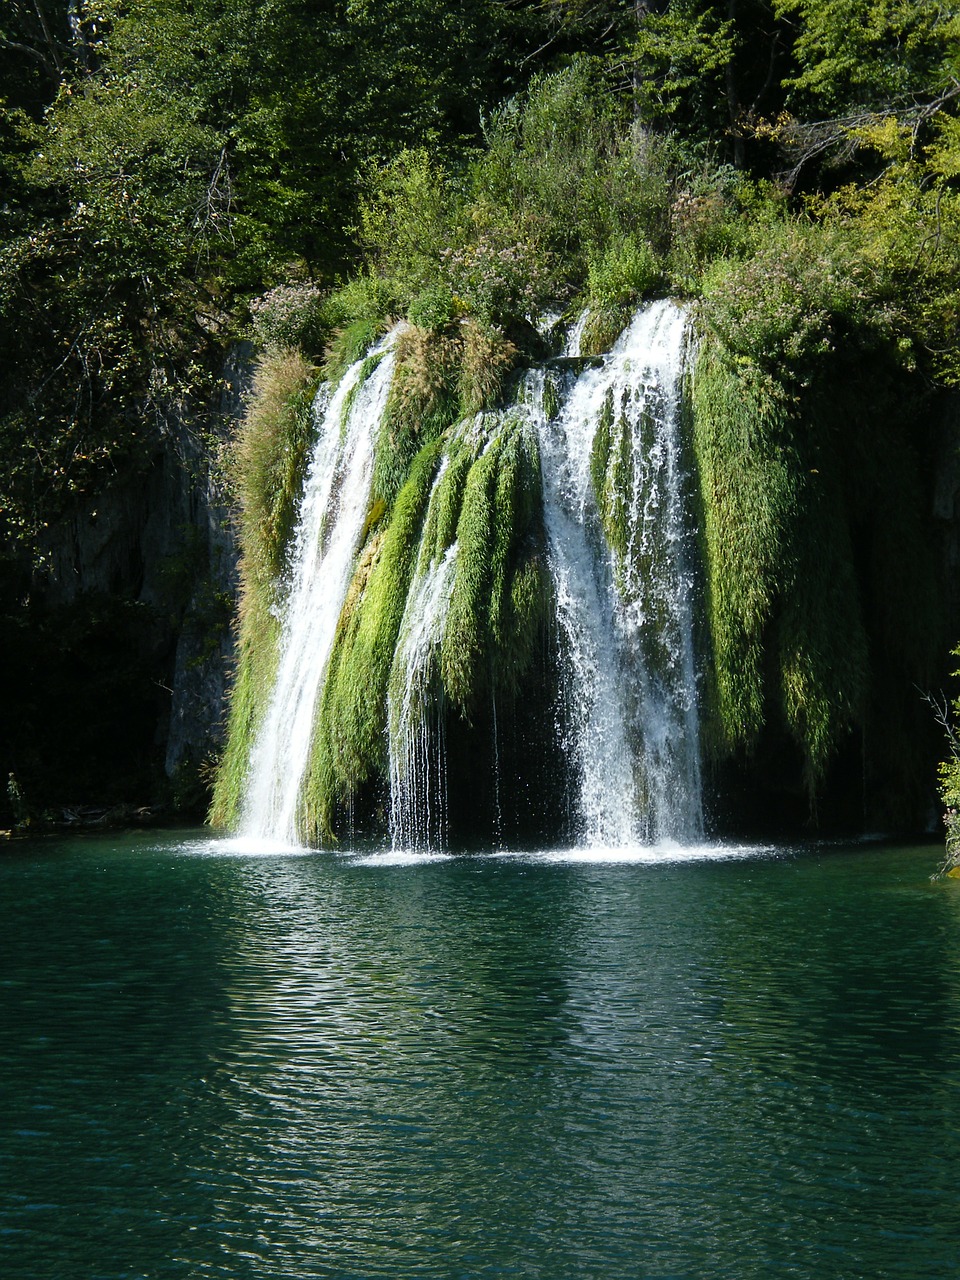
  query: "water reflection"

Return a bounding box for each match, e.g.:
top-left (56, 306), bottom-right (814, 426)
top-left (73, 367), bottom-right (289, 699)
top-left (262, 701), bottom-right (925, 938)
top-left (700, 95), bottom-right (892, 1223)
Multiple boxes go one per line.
top-left (185, 850), bottom-right (585, 1277)
top-left (1, 835), bottom-right (958, 1278)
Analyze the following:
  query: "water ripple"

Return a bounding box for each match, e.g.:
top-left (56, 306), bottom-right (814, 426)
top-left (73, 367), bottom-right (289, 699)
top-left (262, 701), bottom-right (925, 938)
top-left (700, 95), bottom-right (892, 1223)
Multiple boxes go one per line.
top-left (1, 834), bottom-right (957, 1279)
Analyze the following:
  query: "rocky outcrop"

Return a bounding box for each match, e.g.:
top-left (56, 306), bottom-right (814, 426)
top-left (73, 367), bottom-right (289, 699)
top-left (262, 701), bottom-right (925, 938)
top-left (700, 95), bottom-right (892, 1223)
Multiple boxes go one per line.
top-left (15, 344), bottom-right (251, 815)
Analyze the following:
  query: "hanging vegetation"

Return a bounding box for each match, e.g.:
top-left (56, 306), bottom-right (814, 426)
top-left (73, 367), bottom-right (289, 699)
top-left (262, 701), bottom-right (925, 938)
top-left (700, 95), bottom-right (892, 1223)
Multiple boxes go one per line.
top-left (302, 437), bottom-right (444, 842)
top-left (208, 349), bottom-right (320, 827)
top-left (693, 237), bottom-right (942, 811)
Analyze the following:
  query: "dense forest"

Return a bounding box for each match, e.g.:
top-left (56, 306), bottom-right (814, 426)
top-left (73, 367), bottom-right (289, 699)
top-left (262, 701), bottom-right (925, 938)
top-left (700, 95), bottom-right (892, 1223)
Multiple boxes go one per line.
top-left (3, 1), bottom-right (960, 846)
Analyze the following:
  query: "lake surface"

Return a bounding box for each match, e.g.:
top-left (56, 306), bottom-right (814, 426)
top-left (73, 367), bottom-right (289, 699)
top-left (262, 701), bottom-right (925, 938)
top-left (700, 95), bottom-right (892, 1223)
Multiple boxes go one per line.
top-left (1, 833), bottom-right (958, 1279)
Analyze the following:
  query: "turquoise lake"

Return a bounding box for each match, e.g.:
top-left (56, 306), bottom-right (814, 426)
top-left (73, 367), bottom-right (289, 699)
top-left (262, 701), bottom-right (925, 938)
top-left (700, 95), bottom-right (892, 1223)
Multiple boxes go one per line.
top-left (1, 833), bottom-right (958, 1278)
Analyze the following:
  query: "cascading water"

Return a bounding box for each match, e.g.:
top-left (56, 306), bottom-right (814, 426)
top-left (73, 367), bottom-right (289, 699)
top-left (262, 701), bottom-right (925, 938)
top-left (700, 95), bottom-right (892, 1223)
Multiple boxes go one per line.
top-left (387, 541), bottom-right (457, 850)
top-left (387, 451), bottom-right (459, 850)
top-left (537, 299), bottom-right (703, 845)
top-left (233, 302), bottom-right (701, 850)
top-left (386, 414), bottom-right (510, 851)
top-left (240, 333), bottom-right (399, 845)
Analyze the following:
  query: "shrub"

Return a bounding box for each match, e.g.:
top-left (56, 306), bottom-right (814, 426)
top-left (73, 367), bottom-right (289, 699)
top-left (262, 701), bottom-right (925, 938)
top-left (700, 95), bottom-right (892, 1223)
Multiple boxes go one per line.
top-left (442, 232), bottom-right (556, 325)
top-left (249, 281), bottom-right (328, 355)
top-left (471, 62), bottom-right (673, 278)
top-left (320, 272), bottom-right (401, 384)
top-left (358, 148), bottom-right (453, 296)
top-left (587, 235), bottom-right (662, 309)
top-left (700, 221), bottom-right (903, 396)
top-left (581, 235), bottom-right (663, 354)
top-left (407, 285), bottom-right (458, 332)
top-left (667, 176), bottom-right (746, 292)
top-left (349, 62), bottom-right (679, 331)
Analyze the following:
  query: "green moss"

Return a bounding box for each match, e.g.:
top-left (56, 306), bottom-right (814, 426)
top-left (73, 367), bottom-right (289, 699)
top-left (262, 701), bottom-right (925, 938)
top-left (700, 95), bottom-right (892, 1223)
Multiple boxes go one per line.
top-left (360, 495), bottom-right (387, 544)
top-left (591, 389), bottom-right (638, 575)
top-left (440, 431), bottom-right (500, 710)
top-left (231, 349), bottom-right (320, 590)
top-left (541, 370), bottom-right (562, 422)
top-left (506, 551), bottom-right (552, 696)
top-left (440, 415), bottom-right (546, 714)
top-left (209, 348), bottom-right (318, 827)
top-left (419, 428), bottom-right (477, 565)
top-left (580, 303), bottom-right (633, 358)
top-left (208, 591), bottom-right (280, 828)
top-left (300, 437), bottom-right (444, 842)
top-left (589, 388), bottom-right (613, 516)
top-left (776, 471), bottom-right (869, 788)
top-left (339, 351), bottom-right (386, 434)
top-left (489, 422), bottom-right (541, 653)
top-left (691, 334), bottom-right (801, 758)
top-left (690, 330), bottom-right (929, 797)
top-left (324, 316), bottom-right (388, 387)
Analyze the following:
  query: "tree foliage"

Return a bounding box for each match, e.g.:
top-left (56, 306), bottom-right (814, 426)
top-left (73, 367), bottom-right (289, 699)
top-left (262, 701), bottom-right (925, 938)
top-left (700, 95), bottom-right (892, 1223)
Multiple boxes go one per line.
top-left (4, 0), bottom-right (960, 827)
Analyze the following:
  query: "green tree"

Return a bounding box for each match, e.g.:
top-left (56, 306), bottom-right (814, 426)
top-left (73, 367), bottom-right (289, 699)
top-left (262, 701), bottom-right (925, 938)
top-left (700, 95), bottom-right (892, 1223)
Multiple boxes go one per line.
top-left (773, 0), bottom-right (960, 112)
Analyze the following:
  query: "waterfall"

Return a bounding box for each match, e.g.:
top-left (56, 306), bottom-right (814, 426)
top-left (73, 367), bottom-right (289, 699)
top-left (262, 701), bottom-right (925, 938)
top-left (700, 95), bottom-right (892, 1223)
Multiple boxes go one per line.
top-left (240, 333), bottom-right (399, 845)
top-left (231, 302), bottom-right (701, 849)
top-left (387, 541), bottom-right (457, 850)
top-left (387, 446), bottom-right (459, 850)
top-left (386, 415), bottom-right (505, 851)
top-left (537, 299), bottom-right (703, 845)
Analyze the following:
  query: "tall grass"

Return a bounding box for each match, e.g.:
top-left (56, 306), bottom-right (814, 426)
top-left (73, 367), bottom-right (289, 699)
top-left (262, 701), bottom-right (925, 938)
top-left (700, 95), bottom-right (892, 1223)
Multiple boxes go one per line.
top-left (209, 348), bottom-right (319, 826)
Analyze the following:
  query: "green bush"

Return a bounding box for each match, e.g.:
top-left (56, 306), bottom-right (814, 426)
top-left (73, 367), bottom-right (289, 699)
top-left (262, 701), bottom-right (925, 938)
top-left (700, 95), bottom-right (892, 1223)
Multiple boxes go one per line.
top-left (358, 148), bottom-right (454, 297)
top-left (587, 235), bottom-right (662, 309)
top-left (700, 221), bottom-right (903, 395)
top-left (443, 232), bottom-right (555, 324)
top-left (666, 164), bottom-right (762, 292)
top-left (469, 62), bottom-right (672, 280)
top-left (249, 281), bottom-right (328, 355)
top-left (580, 236), bottom-right (664, 354)
top-left (348, 61), bottom-right (681, 330)
top-left (408, 285), bottom-right (458, 332)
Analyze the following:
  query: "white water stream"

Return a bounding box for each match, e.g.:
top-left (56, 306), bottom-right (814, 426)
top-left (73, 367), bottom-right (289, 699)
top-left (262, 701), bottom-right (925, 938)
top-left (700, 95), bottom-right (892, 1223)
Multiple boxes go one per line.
top-left (537, 299), bottom-right (702, 844)
top-left (240, 334), bottom-right (398, 844)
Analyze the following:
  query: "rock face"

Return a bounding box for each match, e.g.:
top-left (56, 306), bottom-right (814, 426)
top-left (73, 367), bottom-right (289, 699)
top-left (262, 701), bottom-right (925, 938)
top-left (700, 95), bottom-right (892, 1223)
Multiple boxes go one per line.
top-left (15, 345), bottom-right (250, 816)
top-left (162, 346), bottom-right (248, 784)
